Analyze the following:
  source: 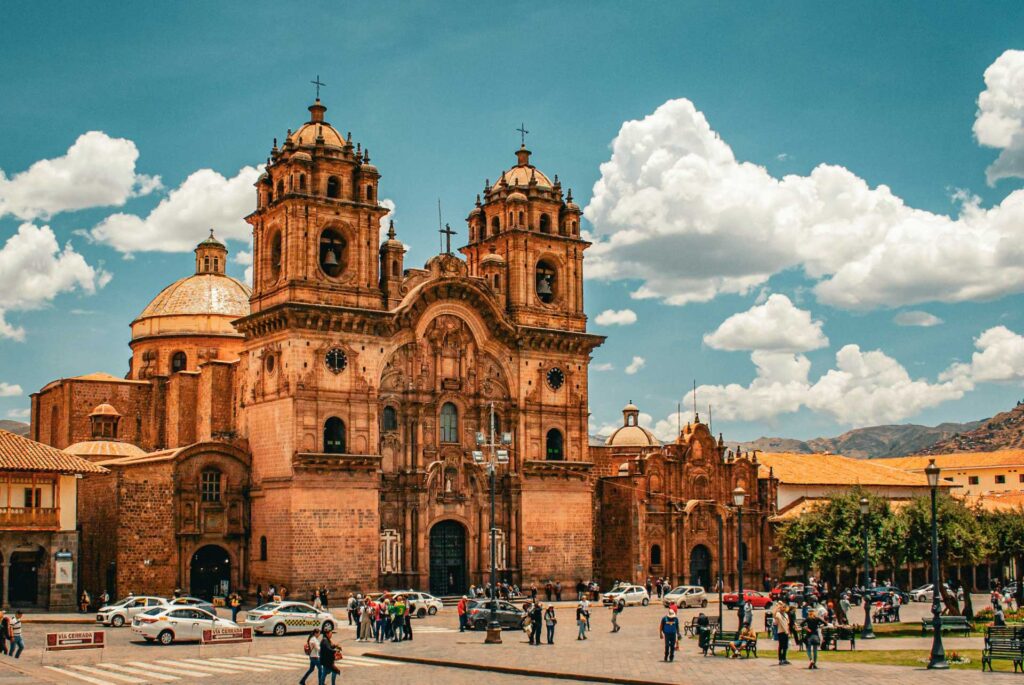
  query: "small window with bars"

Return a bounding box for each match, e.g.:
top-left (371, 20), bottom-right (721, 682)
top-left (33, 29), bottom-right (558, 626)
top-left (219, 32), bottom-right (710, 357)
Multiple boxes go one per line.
top-left (201, 469), bottom-right (222, 503)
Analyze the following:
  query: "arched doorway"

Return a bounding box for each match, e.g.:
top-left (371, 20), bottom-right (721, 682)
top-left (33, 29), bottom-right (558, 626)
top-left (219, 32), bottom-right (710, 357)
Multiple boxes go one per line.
top-left (9, 547), bottom-right (44, 606)
top-left (689, 544), bottom-right (712, 590)
top-left (429, 520), bottom-right (467, 597)
top-left (189, 545), bottom-right (231, 599)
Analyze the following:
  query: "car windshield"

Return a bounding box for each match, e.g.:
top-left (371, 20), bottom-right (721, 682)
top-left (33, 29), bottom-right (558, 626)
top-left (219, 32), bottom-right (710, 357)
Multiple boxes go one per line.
top-left (143, 607), bottom-right (164, 616)
top-left (111, 598), bottom-right (134, 607)
top-left (670, 587), bottom-right (686, 594)
top-left (253, 603), bottom-right (280, 612)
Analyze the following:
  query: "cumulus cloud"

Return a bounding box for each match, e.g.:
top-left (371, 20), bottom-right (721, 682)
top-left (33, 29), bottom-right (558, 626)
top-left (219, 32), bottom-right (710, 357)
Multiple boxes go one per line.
top-left (584, 97), bottom-right (1024, 311)
top-left (974, 50), bottom-right (1024, 184)
top-left (942, 326), bottom-right (1024, 385)
top-left (89, 166), bottom-right (261, 253)
top-left (0, 223), bottom-right (110, 340)
top-left (592, 362), bottom-right (615, 372)
top-left (6, 407), bottom-right (30, 419)
top-left (893, 310), bottom-right (943, 327)
top-left (0, 383), bottom-right (22, 397)
top-left (704, 294), bottom-right (828, 352)
top-left (0, 132), bottom-right (159, 220)
top-left (595, 308), bottom-right (638, 326)
top-left (625, 356), bottom-right (646, 375)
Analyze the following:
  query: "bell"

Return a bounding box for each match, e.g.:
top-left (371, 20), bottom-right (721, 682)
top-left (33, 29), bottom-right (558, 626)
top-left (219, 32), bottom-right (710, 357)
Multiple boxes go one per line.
top-left (323, 249), bottom-right (339, 267)
top-left (537, 276), bottom-right (552, 296)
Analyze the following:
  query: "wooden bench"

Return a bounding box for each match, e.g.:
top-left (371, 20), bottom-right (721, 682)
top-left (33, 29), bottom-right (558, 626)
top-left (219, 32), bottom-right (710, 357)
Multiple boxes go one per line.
top-left (821, 626), bottom-right (856, 651)
top-left (684, 615), bottom-right (719, 636)
top-left (920, 615), bottom-right (973, 636)
top-left (982, 626), bottom-right (1024, 672)
top-left (710, 629), bottom-right (758, 658)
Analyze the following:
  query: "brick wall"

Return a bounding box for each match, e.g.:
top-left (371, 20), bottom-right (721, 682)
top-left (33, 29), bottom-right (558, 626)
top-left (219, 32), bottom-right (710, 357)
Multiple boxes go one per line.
top-left (519, 477), bottom-right (593, 586)
top-left (597, 476), bottom-right (638, 586)
top-left (78, 472), bottom-right (119, 597)
top-left (114, 460), bottom-right (178, 595)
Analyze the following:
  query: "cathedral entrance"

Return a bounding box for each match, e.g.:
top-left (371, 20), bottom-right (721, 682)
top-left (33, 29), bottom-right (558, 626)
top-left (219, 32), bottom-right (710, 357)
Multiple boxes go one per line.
top-left (689, 545), bottom-right (712, 590)
top-left (189, 545), bottom-right (231, 600)
top-left (429, 520), bottom-right (467, 597)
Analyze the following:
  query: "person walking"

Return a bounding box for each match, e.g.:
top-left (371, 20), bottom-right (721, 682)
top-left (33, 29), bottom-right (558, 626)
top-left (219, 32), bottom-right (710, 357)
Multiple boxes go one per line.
top-left (545, 603), bottom-right (557, 644)
top-left (610, 597), bottom-right (624, 633)
top-left (529, 602), bottom-right (543, 645)
top-left (7, 611), bottom-right (23, 659)
top-left (229, 592), bottom-right (241, 622)
top-left (318, 628), bottom-right (341, 685)
top-left (659, 610), bottom-right (680, 662)
top-left (346, 594), bottom-right (356, 626)
top-left (404, 597), bottom-right (414, 642)
top-left (803, 609), bottom-right (823, 669)
top-left (0, 610), bottom-right (8, 656)
top-left (576, 602), bottom-right (588, 640)
top-left (581, 595), bottom-right (591, 631)
top-left (300, 628), bottom-right (321, 685)
top-left (742, 599), bottom-right (753, 628)
top-left (772, 601), bottom-right (791, 665)
top-left (359, 600), bottom-right (373, 641)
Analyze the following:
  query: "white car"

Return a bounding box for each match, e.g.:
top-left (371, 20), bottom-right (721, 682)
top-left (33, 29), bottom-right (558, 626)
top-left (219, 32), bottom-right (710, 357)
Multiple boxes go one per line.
top-left (97, 596), bottom-right (169, 627)
top-left (663, 585), bottom-right (708, 608)
top-left (395, 591), bottom-right (443, 617)
top-left (910, 584), bottom-right (964, 602)
top-left (245, 601), bottom-right (335, 636)
top-left (602, 585), bottom-right (650, 607)
top-left (132, 606), bottom-right (236, 645)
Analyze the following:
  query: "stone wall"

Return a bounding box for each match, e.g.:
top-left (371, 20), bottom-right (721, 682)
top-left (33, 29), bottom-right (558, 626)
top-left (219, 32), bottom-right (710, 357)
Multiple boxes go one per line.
top-left (78, 472), bottom-right (119, 597)
top-left (519, 475), bottom-right (593, 586)
top-left (114, 460), bottom-right (177, 595)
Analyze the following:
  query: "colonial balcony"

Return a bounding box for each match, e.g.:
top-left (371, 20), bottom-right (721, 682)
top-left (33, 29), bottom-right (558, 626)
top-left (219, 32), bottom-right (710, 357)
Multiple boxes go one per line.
top-left (0, 506), bottom-right (60, 529)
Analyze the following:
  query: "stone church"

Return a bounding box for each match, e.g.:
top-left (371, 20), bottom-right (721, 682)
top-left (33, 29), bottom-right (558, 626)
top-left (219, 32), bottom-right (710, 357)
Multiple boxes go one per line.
top-left (30, 97), bottom-right (773, 599)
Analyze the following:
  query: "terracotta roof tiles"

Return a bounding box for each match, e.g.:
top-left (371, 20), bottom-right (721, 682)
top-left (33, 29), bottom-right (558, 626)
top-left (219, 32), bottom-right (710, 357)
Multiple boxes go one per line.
top-left (0, 430), bottom-right (107, 474)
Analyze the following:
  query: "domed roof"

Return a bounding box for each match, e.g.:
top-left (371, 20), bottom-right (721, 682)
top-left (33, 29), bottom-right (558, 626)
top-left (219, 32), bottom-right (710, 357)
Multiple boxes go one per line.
top-left (605, 424), bottom-right (662, 447)
top-left (481, 252), bottom-right (506, 266)
top-left (506, 191), bottom-right (528, 203)
top-left (290, 122), bottom-right (346, 147)
top-left (291, 150), bottom-right (313, 162)
top-left (137, 274), bottom-right (250, 320)
top-left (88, 403), bottom-right (121, 418)
top-left (65, 441), bottom-right (146, 460)
top-left (494, 147), bottom-right (554, 190)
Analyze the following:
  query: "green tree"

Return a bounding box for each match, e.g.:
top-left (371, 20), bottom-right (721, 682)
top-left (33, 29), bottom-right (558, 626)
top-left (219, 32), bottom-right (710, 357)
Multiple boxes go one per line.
top-left (981, 506), bottom-right (1024, 605)
top-left (902, 492), bottom-right (987, 566)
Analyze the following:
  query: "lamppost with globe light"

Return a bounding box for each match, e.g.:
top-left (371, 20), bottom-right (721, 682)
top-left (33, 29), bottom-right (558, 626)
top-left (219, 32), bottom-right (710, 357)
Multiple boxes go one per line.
top-left (926, 459), bottom-right (949, 669)
top-left (733, 486), bottom-right (746, 627)
top-left (859, 496), bottom-right (875, 639)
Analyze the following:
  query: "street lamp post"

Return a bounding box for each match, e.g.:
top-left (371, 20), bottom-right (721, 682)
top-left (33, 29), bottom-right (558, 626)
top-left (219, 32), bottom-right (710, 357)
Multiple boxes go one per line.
top-left (926, 459), bottom-right (949, 669)
top-left (859, 496), bottom-right (874, 639)
top-left (716, 514), bottom-right (724, 628)
top-left (732, 486), bottom-right (746, 628)
top-left (473, 402), bottom-right (511, 645)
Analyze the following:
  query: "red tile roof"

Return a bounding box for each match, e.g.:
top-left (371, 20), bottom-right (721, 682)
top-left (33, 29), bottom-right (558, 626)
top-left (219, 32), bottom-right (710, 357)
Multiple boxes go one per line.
top-left (0, 430), bottom-right (107, 474)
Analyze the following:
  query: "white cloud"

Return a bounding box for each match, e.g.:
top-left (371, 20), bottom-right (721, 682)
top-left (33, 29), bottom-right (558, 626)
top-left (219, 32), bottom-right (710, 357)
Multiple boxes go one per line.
top-left (89, 166), bottom-right (261, 253)
top-left (704, 294), bottom-right (828, 352)
top-left (379, 198), bottom-right (396, 241)
top-left (625, 356), bottom-right (646, 375)
top-left (942, 326), bottom-right (1024, 385)
top-left (974, 50), bottom-right (1024, 184)
top-left (584, 97), bottom-right (1024, 311)
top-left (0, 383), bottom-right (22, 397)
top-left (0, 223), bottom-right (110, 340)
top-left (595, 308), bottom-right (638, 326)
top-left (5, 407), bottom-right (30, 419)
top-left (592, 362), bottom-right (615, 372)
top-left (893, 310), bottom-right (943, 327)
top-left (0, 132), bottom-right (159, 220)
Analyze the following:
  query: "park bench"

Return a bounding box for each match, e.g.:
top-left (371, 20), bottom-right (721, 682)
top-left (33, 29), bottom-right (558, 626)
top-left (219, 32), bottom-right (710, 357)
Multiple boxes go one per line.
top-left (820, 625), bottom-right (857, 650)
top-left (919, 615), bottom-right (973, 636)
top-left (982, 625), bottom-right (1024, 672)
top-left (709, 628), bottom-right (758, 658)
top-left (684, 615), bottom-right (719, 637)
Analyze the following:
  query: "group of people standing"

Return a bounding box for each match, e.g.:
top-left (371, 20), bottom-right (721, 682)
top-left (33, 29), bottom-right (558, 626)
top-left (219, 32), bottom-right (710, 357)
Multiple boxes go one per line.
top-left (345, 593), bottom-right (416, 643)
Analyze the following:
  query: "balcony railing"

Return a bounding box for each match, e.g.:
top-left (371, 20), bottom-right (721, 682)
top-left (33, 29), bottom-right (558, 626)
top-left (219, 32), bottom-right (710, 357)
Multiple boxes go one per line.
top-left (0, 507), bottom-right (60, 529)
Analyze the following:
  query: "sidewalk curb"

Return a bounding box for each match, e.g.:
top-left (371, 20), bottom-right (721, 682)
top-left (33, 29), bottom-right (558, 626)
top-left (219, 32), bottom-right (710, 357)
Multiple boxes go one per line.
top-left (22, 618), bottom-right (95, 624)
top-left (360, 651), bottom-right (670, 684)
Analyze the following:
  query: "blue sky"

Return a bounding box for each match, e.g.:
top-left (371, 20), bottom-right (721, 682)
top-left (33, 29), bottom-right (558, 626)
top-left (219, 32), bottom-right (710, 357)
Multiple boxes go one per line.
top-left (2, 1), bottom-right (1024, 442)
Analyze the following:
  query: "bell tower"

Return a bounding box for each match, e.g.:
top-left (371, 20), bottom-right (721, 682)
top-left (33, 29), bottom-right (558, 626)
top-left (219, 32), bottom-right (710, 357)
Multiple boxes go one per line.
top-left (246, 98), bottom-right (390, 313)
top-left (460, 145), bottom-right (588, 332)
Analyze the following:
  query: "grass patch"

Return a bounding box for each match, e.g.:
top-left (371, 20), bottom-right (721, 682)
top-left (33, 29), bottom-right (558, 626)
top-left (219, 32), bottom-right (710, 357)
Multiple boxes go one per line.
top-left (869, 622), bottom-right (986, 638)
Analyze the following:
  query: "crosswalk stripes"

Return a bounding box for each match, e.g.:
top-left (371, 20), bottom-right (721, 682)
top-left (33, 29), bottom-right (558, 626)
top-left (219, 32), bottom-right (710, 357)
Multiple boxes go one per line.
top-left (44, 652), bottom-right (405, 684)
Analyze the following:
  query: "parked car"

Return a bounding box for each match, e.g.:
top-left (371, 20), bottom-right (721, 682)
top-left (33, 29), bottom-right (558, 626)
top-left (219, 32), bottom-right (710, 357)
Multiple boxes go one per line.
top-left (244, 601), bottom-right (335, 636)
top-left (769, 583), bottom-right (818, 603)
top-left (662, 585), bottom-right (708, 608)
top-left (465, 600), bottom-right (525, 630)
top-left (168, 596), bottom-right (217, 613)
top-left (97, 596), bottom-right (170, 627)
top-left (857, 585), bottom-right (911, 605)
top-left (132, 606), bottom-right (236, 645)
top-left (602, 585), bottom-right (650, 607)
top-left (723, 590), bottom-right (772, 610)
top-left (909, 584), bottom-right (964, 603)
top-left (393, 591), bottom-right (443, 617)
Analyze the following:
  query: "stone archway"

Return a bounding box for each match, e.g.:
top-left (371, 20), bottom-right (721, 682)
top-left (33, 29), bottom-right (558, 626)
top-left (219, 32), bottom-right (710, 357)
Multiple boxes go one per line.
top-left (429, 520), bottom-right (467, 596)
top-left (189, 544), bottom-right (231, 600)
top-left (690, 544), bottom-right (712, 590)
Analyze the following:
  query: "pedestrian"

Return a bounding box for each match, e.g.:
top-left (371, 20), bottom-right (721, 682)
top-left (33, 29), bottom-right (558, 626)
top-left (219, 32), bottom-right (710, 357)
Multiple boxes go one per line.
top-left (763, 573), bottom-right (772, 593)
top-left (659, 609), bottom-right (679, 662)
top-left (804, 608), bottom-right (823, 669)
top-left (545, 603), bottom-right (557, 644)
top-left (359, 600), bottom-right (373, 641)
top-left (576, 579), bottom-right (586, 601)
top-left (7, 611), bottom-right (22, 659)
top-left (318, 628), bottom-right (341, 685)
top-left (79, 590), bottom-right (91, 613)
top-left (555, 581), bottom-right (562, 602)
top-left (230, 592), bottom-right (241, 622)
top-left (581, 595), bottom-right (591, 631)
top-left (256, 584), bottom-right (263, 605)
top-left (457, 595), bottom-right (469, 632)
top-left (696, 612), bottom-right (711, 655)
top-left (742, 599), bottom-right (753, 628)
top-left (300, 627), bottom-right (321, 685)
top-left (576, 602), bottom-right (588, 640)
top-left (545, 581), bottom-right (553, 602)
top-left (610, 597), bottom-right (624, 633)
top-left (772, 601), bottom-right (791, 665)
top-left (404, 597), bottom-right (414, 641)
top-left (530, 583), bottom-right (538, 601)
top-left (100, 590), bottom-right (110, 606)
top-left (390, 597), bottom-right (404, 641)
top-left (0, 609), bottom-right (7, 656)
top-left (347, 593), bottom-right (356, 626)
top-left (530, 602), bottom-right (543, 645)
top-left (321, 586), bottom-right (330, 610)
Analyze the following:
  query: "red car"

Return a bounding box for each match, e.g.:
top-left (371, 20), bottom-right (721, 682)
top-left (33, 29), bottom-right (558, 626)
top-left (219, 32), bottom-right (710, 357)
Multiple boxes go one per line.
top-left (723, 590), bottom-right (772, 609)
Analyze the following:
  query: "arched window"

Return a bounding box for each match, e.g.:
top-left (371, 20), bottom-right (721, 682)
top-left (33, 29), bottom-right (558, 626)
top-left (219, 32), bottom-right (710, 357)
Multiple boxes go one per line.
top-left (200, 468), bottom-right (222, 503)
top-left (213, 257), bottom-right (219, 272)
top-left (390, 260), bottom-right (399, 277)
top-left (382, 406), bottom-right (398, 432)
top-left (319, 228), bottom-right (346, 277)
top-left (269, 231), bottom-right (282, 281)
top-left (259, 536), bottom-right (268, 561)
top-left (171, 351), bottom-right (187, 373)
top-left (535, 260), bottom-right (556, 304)
top-left (275, 180), bottom-right (284, 199)
top-left (491, 216), bottom-right (500, 236)
top-left (366, 184), bottom-right (374, 201)
top-left (651, 544), bottom-right (662, 566)
top-left (493, 274), bottom-right (501, 290)
top-left (539, 214), bottom-right (551, 234)
top-left (518, 211), bottom-right (524, 226)
top-left (203, 256), bottom-right (211, 272)
top-left (545, 428), bottom-right (564, 460)
top-left (326, 176), bottom-right (341, 199)
top-left (298, 174), bottom-right (306, 191)
top-left (324, 417), bottom-right (346, 454)
top-left (440, 403), bottom-right (458, 443)
top-left (572, 221), bottom-right (577, 235)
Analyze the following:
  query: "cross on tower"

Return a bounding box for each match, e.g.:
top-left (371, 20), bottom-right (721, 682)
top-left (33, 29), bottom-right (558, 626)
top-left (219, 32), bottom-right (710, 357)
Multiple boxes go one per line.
top-left (310, 75), bottom-right (326, 99)
top-left (439, 223), bottom-right (457, 255)
top-left (516, 122), bottom-right (529, 146)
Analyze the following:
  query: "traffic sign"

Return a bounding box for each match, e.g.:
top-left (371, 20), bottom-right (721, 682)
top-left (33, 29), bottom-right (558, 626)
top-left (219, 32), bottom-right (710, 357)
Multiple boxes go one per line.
top-left (45, 631), bottom-right (105, 651)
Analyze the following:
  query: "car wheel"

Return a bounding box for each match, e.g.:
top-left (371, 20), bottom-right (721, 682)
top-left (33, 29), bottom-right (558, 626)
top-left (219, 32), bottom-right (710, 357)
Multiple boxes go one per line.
top-left (321, 620), bottom-right (334, 632)
top-left (273, 622), bottom-right (286, 637)
top-left (428, 606), bottom-right (438, 616)
top-left (111, 615), bottom-right (125, 628)
top-left (158, 630), bottom-right (174, 646)
top-left (642, 598), bottom-right (649, 607)
top-left (417, 608), bottom-right (426, 618)
top-left (701, 599), bottom-right (708, 608)
top-left (474, 619), bottom-right (486, 630)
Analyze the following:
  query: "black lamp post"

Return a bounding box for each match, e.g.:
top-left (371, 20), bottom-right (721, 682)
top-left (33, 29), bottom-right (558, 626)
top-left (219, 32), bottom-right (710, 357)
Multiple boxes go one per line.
top-left (926, 459), bottom-right (949, 669)
top-left (859, 496), bottom-right (875, 639)
top-left (716, 514), bottom-right (724, 628)
top-left (733, 486), bottom-right (746, 627)
top-left (473, 402), bottom-right (511, 645)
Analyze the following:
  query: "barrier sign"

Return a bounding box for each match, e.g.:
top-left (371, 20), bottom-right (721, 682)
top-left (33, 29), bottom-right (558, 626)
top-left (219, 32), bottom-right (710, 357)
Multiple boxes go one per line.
top-left (201, 627), bottom-right (253, 644)
top-left (45, 631), bottom-right (105, 651)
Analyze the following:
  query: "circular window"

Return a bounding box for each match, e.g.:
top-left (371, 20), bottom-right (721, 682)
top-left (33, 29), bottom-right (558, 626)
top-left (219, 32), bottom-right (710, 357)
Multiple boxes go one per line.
top-left (546, 367), bottom-right (565, 390)
top-left (325, 348), bottom-right (348, 374)
top-left (319, 228), bottom-right (347, 278)
top-left (265, 354), bottom-right (276, 374)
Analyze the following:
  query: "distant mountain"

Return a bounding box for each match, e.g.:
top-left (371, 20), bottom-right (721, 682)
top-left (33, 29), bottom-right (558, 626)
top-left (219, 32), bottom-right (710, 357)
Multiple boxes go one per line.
top-left (729, 418), bottom-right (985, 460)
top-left (918, 401), bottom-right (1024, 454)
top-left (0, 420), bottom-right (30, 437)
